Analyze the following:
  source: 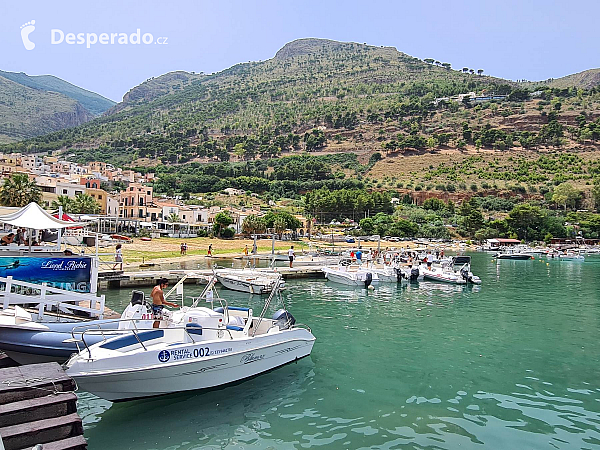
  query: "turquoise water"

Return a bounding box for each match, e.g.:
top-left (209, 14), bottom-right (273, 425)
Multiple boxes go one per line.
top-left (78, 253), bottom-right (600, 449)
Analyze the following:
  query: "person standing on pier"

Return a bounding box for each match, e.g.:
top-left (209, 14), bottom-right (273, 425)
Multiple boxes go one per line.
top-left (288, 245), bottom-right (295, 268)
top-left (112, 244), bottom-right (123, 271)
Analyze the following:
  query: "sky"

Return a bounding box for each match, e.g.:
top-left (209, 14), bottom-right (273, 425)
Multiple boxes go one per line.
top-left (1, 0), bottom-right (598, 102)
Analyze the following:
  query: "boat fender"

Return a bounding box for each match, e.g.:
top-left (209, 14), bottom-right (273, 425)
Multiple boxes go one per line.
top-left (272, 309), bottom-right (295, 329)
top-left (364, 272), bottom-right (373, 288)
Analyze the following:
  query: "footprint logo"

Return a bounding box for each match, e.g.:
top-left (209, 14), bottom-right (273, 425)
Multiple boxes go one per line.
top-left (20, 20), bottom-right (36, 50)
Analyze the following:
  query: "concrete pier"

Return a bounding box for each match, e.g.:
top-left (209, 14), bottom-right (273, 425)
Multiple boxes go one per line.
top-left (98, 266), bottom-right (325, 289)
top-left (0, 363), bottom-right (87, 450)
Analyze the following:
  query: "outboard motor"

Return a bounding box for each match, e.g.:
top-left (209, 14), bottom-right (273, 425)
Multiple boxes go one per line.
top-left (460, 266), bottom-right (470, 281)
top-left (364, 272), bottom-right (373, 288)
top-left (272, 309), bottom-right (296, 330)
top-left (410, 267), bottom-right (420, 281)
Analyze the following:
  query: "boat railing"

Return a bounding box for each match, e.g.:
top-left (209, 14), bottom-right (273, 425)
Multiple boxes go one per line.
top-left (292, 323), bottom-right (312, 333)
top-left (0, 275), bottom-right (105, 320)
top-left (72, 319), bottom-right (235, 360)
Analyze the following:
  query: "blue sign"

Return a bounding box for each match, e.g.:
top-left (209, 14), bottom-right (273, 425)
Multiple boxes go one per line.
top-left (0, 256), bottom-right (93, 292)
top-left (158, 350), bottom-right (170, 362)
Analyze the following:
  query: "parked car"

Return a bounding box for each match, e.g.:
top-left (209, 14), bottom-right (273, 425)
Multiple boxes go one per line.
top-left (346, 237), bottom-right (355, 243)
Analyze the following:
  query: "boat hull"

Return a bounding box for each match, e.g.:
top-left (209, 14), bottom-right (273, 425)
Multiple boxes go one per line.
top-left (323, 270), bottom-right (366, 286)
top-left (496, 254), bottom-right (533, 260)
top-left (68, 331), bottom-right (315, 401)
top-left (422, 271), bottom-right (466, 285)
top-left (216, 274), bottom-right (275, 294)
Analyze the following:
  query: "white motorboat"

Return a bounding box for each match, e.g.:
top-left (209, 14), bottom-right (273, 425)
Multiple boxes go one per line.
top-left (321, 265), bottom-right (374, 287)
top-left (65, 282), bottom-right (315, 402)
top-left (216, 269), bottom-right (284, 295)
top-left (495, 251), bottom-right (533, 260)
top-left (559, 252), bottom-right (585, 261)
top-left (422, 256), bottom-right (481, 285)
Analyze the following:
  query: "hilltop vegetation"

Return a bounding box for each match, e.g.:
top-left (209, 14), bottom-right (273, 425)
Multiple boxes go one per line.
top-left (2, 38), bottom-right (600, 197)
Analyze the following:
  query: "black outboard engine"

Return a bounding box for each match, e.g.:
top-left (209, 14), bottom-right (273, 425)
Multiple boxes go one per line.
top-left (410, 267), bottom-right (420, 281)
top-left (272, 309), bottom-right (296, 330)
top-left (364, 272), bottom-right (373, 288)
top-left (131, 290), bottom-right (145, 306)
top-left (460, 266), bottom-right (470, 282)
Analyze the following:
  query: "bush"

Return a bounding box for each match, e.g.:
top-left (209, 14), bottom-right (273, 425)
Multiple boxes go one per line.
top-left (220, 227), bottom-right (235, 239)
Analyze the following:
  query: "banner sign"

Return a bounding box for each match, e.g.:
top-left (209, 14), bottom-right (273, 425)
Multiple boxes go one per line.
top-left (0, 256), bottom-right (93, 293)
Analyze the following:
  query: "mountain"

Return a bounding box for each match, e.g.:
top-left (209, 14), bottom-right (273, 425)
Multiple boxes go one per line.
top-left (0, 70), bottom-right (115, 143)
top-left (2, 38), bottom-right (599, 173)
top-left (0, 70), bottom-right (115, 116)
top-left (544, 68), bottom-right (600, 89)
top-left (0, 75), bottom-right (93, 143)
top-left (108, 71), bottom-right (205, 115)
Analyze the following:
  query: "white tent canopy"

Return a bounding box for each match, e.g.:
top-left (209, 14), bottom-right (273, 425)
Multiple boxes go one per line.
top-left (0, 202), bottom-right (88, 230)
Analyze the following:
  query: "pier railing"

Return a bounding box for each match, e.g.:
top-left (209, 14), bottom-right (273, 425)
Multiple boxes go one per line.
top-left (0, 275), bottom-right (106, 320)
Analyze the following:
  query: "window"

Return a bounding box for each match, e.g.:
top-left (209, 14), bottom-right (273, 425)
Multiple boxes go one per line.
top-left (98, 195), bottom-right (102, 200)
top-left (62, 189), bottom-right (67, 194)
top-left (182, 215), bottom-right (186, 220)
top-left (75, 191), bottom-right (82, 196)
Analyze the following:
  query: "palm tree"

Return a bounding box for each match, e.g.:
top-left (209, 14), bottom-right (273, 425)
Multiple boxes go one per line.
top-left (242, 214), bottom-right (266, 235)
top-left (73, 194), bottom-right (100, 214)
top-left (51, 195), bottom-right (75, 213)
top-left (166, 213), bottom-right (179, 223)
top-left (0, 173), bottom-right (42, 207)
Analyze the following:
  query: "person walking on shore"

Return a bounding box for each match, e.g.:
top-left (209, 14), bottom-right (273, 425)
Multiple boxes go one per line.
top-left (207, 243), bottom-right (213, 257)
top-left (180, 242), bottom-right (185, 256)
top-left (288, 245), bottom-right (295, 268)
top-left (244, 245), bottom-right (249, 256)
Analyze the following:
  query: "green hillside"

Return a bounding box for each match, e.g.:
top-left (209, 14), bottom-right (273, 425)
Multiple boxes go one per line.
top-left (2, 38), bottom-right (599, 181)
top-left (0, 70), bottom-right (115, 116)
top-left (0, 76), bottom-right (93, 143)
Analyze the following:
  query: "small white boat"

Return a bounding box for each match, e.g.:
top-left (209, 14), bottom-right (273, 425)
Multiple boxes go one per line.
top-left (321, 265), bottom-right (374, 287)
top-left (65, 283), bottom-right (315, 402)
top-left (216, 269), bottom-right (284, 295)
top-left (559, 252), bottom-right (584, 261)
top-left (422, 257), bottom-right (481, 285)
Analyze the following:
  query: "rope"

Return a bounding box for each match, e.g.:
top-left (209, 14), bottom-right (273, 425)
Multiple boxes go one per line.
top-left (2, 376), bottom-right (78, 395)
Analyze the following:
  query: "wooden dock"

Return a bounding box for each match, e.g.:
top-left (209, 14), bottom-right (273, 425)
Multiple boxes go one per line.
top-left (98, 266), bottom-right (325, 289)
top-left (0, 363), bottom-right (87, 450)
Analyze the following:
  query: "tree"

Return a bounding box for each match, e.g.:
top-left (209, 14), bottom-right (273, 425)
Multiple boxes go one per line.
top-left (462, 67), bottom-right (469, 73)
top-left (0, 173), bottom-right (42, 207)
top-left (477, 69), bottom-right (484, 76)
top-left (166, 213), bottom-right (179, 223)
top-left (592, 181), bottom-right (600, 212)
top-left (51, 195), bottom-right (76, 213)
top-left (213, 211), bottom-right (233, 237)
top-left (359, 217), bottom-right (375, 235)
top-left (506, 203), bottom-right (545, 241)
top-left (552, 183), bottom-right (580, 210)
top-left (273, 215), bottom-right (287, 238)
top-left (242, 214), bottom-right (266, 235)
top-left (424, 58), bottom-right (435, 64)
top-left (458, 198), bottom-right (484, 236)
top-left (72, 194), bottom-right (100, 214)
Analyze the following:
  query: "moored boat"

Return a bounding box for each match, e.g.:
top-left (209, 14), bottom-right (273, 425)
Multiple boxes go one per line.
top-left (65, 282), bottom-right (315, 401)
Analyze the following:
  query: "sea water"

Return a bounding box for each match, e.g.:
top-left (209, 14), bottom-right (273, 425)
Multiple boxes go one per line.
top-left (78, 253), bottom-right (600, 449)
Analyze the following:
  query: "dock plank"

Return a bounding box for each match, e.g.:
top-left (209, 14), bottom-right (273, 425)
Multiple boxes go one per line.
top-left (0, 392), bottom-right (77, 427)
top-left (0, 412), bottom-right (82, 450)
top-left (0, 363), bottom-right (76, 405)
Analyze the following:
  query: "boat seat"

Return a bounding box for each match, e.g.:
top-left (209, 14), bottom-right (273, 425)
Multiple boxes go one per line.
top-left (226, 325), bottom-right (244, 331)
top-left (185, 323), bottom-right (203, 336)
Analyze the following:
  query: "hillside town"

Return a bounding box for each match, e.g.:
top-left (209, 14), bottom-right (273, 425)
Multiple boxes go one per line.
top-left (0, 152), bottom-right (291, 236)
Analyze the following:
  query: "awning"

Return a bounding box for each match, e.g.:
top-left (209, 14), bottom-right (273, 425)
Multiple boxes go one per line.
top-left (0, 202), bottom-right (89, 230)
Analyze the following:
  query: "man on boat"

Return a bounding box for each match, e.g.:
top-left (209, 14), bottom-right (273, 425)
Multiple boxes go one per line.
top-left (151, 278), bottom-right (180, 328)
